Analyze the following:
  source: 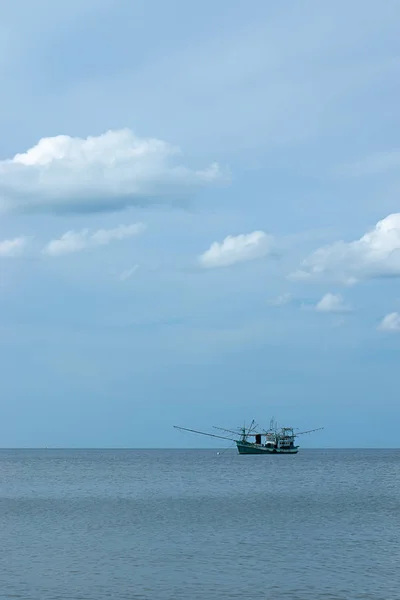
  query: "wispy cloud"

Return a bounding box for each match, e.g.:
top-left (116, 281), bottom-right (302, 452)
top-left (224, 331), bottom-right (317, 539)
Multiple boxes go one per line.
top-left (271, 292), bottom-right (292, 306)
top-left (0, 236), bottom-right (28, 257)
top-left (119, 265), bottom-right (139, 281)
top-left (199, 231), bottom-right (273, 269)
top-left (0, 129), bottom-right (225, 215)
top-left (43, 223), bottom-right (145, 257)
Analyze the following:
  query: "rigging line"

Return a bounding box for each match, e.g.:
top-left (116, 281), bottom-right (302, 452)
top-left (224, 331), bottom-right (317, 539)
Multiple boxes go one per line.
top-left (219, 441), bottom-right (236, 455)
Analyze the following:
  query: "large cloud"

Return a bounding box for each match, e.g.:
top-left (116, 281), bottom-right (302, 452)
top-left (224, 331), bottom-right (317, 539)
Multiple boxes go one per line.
top-left (290, 214), bottom-right (400, 284)
top-left (0, 129), bottom-right (224, 215)
top-left (199, 231), bottom-right (273, 268)
top-left (43, 223), bottom-right (145, 256)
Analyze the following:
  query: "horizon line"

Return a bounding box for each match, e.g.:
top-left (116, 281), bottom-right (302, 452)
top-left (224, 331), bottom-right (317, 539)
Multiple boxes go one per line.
top-left (0, 446), bottom-right (399, 451)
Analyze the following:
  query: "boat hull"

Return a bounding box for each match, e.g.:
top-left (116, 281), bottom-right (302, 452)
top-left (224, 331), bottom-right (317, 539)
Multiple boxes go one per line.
top-left (236, 441), bottom-right (298, 455)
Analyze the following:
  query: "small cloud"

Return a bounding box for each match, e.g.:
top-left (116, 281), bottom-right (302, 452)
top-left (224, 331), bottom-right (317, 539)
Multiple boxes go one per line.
top-left (378, 312), bottom-right (400, 332)
top-left (315, 293), bottom-right (351, 313)
top-left (0, 236), bottom-right (28, 257)
top-left (119, 265), bottom-right (139, 281)
top-left (199, 231), bottom-right (273, 269)
top-left (0, 129), bottom-right (225, 215)
top-left (43, 223), bottom-right (145, 257)
top-left (271, 292), bottom-right (292, 306)
top-left (290, 214), bottom-right (400, 284)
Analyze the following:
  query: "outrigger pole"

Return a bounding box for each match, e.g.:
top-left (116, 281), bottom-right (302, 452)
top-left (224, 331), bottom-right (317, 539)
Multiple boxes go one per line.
top-left (295, 427), bottom-right (324, 436)
top-left (173, 425), bottom-right (235, 442)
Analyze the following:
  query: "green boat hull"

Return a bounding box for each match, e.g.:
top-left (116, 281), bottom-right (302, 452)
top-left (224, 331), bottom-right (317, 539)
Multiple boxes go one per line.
top-left (236, 441), bottom-right (299, 455)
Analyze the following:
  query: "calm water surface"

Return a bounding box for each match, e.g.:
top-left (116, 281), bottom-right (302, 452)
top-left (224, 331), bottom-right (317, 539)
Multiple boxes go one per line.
top-left (0, 448), bottom-right (399, 599)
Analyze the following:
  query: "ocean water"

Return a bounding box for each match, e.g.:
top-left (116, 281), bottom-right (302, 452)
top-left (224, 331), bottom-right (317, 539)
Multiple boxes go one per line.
top-left (0, 448), bottom-right (399, 600)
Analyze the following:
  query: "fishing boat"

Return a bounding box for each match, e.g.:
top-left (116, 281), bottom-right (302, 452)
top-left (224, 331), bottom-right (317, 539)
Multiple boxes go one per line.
top-left (173, 419), bottom-right (323, 455)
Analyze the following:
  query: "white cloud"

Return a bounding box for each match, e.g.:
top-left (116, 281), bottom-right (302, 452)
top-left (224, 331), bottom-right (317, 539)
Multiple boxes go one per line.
top-left (378, 312), bottom-right (400, 332)
top-left (119, 265), bottom-right (139, 281)
top-left (199, 231), bottom-right (273, 269)
top-left (0, 236), bottom-right (28, 257)
top-left (290, 214), bottom-right (400, 284)
top-left (43, 223), bottom-right (145, 257)
top-left (315, 293), bottom-right (351, 313)
top-left (0, 129), bottom-right (224, 215)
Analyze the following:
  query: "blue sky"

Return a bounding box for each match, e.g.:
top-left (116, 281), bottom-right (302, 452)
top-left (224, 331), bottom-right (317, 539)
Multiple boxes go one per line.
top-left (1, 0), bottom-right (400, 447)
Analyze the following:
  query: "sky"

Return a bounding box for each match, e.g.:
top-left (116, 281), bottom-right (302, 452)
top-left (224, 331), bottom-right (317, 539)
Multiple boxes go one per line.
top-left (1, 0), bottom-right (400, 448)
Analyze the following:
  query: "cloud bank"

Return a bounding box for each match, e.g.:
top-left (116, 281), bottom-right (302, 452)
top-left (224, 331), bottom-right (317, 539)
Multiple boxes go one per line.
top-left (290, 214), bottom-right (400, 284)
top-left (199, 231), bottom-right (273, 268)
top-left (0, 129), bottom-right (224, 215)
top-left (43, 223), bottom-right (145, 256)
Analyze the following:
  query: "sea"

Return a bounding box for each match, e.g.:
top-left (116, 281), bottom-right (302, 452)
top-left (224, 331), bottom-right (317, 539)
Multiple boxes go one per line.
top-left (0, 448), bottom-right (399, 600)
